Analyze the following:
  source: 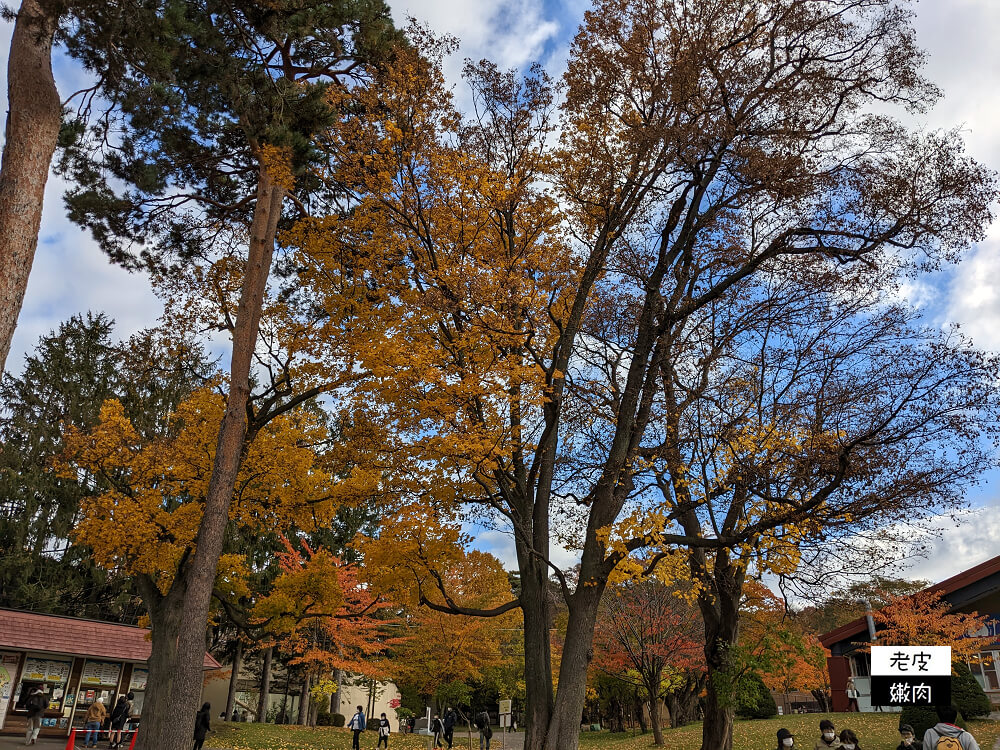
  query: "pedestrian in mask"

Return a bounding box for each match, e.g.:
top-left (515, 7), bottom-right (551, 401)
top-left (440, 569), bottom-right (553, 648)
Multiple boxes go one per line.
top-left (778, 728), bottom-right (796, 749)
top-left (839, 729), bottom-right (860, 750)
top-left (815, 719), bottom-right (840, 749)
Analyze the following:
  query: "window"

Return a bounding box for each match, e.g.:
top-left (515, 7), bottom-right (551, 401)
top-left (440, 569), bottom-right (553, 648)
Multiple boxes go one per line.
top-left (850, 653), bottom-right (870, 677)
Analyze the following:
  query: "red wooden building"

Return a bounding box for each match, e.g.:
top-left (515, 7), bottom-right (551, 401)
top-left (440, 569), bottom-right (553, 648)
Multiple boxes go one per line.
top-left (0, 609), bottom-right (220, 740)
top-left (820, 555), bottom-right (1000, 712)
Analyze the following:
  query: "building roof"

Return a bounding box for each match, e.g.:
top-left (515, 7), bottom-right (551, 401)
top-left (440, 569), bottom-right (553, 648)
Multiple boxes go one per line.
top-left (0, 609), bottom-right (221, 668)
top-left (819, 554), bottom-right (1000, 648)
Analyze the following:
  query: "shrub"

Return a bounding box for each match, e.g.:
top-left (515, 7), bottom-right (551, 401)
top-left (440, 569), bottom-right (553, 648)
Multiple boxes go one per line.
top-left (332, 713), bottom-right (346, 728)
top-left (734, 671), bottom-right (777, 719)
top-left (316, 705), bottom-right (332, 726)
top-left (952, 661), bottom-right (992, 719)
top-left (898, 705), bottom-right (940, 738)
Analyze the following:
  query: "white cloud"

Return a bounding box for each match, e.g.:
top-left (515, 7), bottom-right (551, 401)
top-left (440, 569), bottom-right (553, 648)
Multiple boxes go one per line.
top-left (470, 527), bottom-right (580, 573)
top-left (893, 505), bottom-right (1000, 585)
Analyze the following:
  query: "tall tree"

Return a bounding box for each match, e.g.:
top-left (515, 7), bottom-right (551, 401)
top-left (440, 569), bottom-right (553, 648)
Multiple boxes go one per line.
top-left (0, 314), bottom-right (207, 620)
top-left (0, 0), bottom-right (61, 372)
top-left (289, 2), bottom-right (999, 748)
top-left (57, 2), bottom-right (402, 747)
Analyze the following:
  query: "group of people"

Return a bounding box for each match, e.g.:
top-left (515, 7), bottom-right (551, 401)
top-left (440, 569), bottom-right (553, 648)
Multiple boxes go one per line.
top-left (21, 684), bottom-right (134, 748)
top-left (428, 707), bottom-right (493, 749)
top-left (775, 706), bottom-right (981, 750)
top-left (347, 706), bottom-right (392, 749)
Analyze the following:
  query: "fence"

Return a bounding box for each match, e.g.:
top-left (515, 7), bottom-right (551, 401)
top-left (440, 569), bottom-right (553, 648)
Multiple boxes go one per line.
top-left (63, 727), bottom-right (138, 750)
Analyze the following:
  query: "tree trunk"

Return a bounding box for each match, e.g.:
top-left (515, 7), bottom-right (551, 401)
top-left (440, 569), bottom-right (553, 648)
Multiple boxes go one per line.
top-left (0, 0), bottom-right (61, 373)
top-left (518, 556), bottom-right (554, 750)
top-left (138, 582), bottom-right (183, 750)
top-left (225, 640), bottom-right (243, 721)
top-left (634, 692), bottom-right (647, 734)
top-left (542, 583), bottom-right (603, 750)
top-left (698, 567), bottom-right (742, 750)
top-left (331, 668), bottom-right (342, 715)
top-left (135, 162), bottom-right (285, 750)
top-left (256, 647), bottom-right (272, 722)
top-left (297, 673), bottom-right (310, 725)
top-left (647, 693), bottom-right (663, 746)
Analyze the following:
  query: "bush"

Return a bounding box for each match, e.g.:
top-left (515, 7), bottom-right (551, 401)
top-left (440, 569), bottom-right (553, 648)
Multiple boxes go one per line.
top-left (734, 671), bottom-right (777, 719)
top-left (315, 705), bottom-right (332, 726)
top-left (952, 662), bottom-right (992, 719)
top-left (332, 713), bottom-right (346, 728)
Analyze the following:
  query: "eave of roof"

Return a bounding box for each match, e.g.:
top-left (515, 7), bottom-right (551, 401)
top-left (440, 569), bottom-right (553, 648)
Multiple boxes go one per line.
top-left (818, 554), bottom-right (1000, 648)
top-left (0, 608), bottom-right (221, 669)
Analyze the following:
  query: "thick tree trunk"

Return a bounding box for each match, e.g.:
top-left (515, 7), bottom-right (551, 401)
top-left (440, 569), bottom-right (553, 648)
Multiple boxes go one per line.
top-left (0, 0), bottom-right (61, 373)
top-left (140, 588), bottom-right (183, 750)
top-left (519, 556), bottom-right (553, 750)
top-left (698, 567), bottom-right (742, 750)
top-left (297, 673), bottom-right (310, 725)
top-left (225, 640), bottom-right (243, 721)
top-left (256, 647), bottom-right (272, 722)
top-left (542, 583), bottom-right (603, 750)
top-left (136, 162), bottom-right (285, 750)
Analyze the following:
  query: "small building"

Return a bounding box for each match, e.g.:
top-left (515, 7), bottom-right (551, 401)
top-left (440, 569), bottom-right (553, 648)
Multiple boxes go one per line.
top-left (820, 555), bottom-right (1000, 712)
top-left (0, 608), bottom-right (220, 739)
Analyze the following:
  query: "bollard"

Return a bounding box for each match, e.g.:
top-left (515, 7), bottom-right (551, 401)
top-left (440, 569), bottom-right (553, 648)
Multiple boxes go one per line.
top-left (64, 728), bottom-right (77, 750)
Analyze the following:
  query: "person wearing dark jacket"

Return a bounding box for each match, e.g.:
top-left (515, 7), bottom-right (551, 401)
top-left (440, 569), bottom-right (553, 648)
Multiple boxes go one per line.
top-left (109, 692), bottom-right (134, 749)
top-left (377, 712), bottom-right (391, 748)
top-left (443, 707), bottom-right (457, 748)
top-left (431, 714), bottom-right (445, 748)
top-left (475, 711), bottom-right (492, 750)
top-left (193, 702), bottom-right (212, 750)
top-left (897, 724), bottom-right (923, 750)
top-left (23, 684), bottom-right (47, 746)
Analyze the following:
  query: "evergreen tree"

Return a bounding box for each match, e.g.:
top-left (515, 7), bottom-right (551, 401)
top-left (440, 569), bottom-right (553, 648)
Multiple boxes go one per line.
top-left (952, 661), bottom-right (991, 720)
top-left (0, 313), bottom-right (209, 620)
top-left (733, 671), bottom-right (777, 720)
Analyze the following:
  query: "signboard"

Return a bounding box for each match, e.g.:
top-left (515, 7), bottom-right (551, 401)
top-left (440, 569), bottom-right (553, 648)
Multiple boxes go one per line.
top-left (871, 646), bottom-right (952, 706)
top-left (80, 660), bottom-right (121, 686)
top-left (0, 652), bottom-right (21, 731)
top-left (129, 668), bottom-right (148, 691)
top-left (22, 657), bottom-right (71, 685)
top-left (499, 699), bottom-right (512, 728)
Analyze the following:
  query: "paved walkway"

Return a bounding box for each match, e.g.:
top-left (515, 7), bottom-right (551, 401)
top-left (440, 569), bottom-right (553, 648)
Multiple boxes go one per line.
top-left (0, 737), bottom-right (68, 750)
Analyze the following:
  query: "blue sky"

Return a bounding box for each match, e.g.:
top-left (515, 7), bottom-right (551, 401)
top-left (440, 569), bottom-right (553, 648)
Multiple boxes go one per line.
top-left (3, 0), bottom-right (1000, 588)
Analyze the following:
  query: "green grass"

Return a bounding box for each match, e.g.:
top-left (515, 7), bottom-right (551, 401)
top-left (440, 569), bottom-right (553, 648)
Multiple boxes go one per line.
top-left (206, 722), bottom-right (428, 749)
top-left (204, 714), bottom-right (1000, 749)
top-left (577, 712), bottom-right (1000, 749)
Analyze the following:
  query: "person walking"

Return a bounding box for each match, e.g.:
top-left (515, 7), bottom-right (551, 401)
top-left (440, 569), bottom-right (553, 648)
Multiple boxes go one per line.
top-left (108, 692), bottom-right (134, 749)
top-left (23, 684), bottom-right (47, 746)
top-left (475, 710), bottom-right (492, 750)
top-left (845, 678), bottom-right (859, 712)
top-left (377, 712), bottom-right (391, 748)
top-left (193, 702), bottom-right (212, 750)
top-left (431, 714), bottom-right (445, 748)
top-left (347, 705), bottom-right (366, 750)
top-left (84, 698), bottom-right (107, 748)
top-left (923, 705), bottom-right (980, 750)
top-left (443, 707), bottom-right (457, 748)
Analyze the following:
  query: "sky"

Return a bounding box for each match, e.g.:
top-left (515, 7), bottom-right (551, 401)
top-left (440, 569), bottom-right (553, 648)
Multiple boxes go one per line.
top-left (2, 0), bottom-right (1000, 589)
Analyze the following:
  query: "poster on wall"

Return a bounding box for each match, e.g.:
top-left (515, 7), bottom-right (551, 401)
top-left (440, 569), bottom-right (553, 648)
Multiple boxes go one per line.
top-left (129, 668), bottom-right (147, 691)
top-left (0, 652), bottom-right (21, 731)
top-left (80, 661), bottom-right (120, 687)
top-left (22, 657), bottom-right (71, 686)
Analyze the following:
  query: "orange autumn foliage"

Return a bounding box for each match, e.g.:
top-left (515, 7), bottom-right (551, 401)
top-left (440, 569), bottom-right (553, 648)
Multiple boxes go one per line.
top-left (62, 388), bottom-right (337, 594)
top-left (254, 535), bottom-right (404, 680)
top-left (868, 588), bottom-right (995, 663)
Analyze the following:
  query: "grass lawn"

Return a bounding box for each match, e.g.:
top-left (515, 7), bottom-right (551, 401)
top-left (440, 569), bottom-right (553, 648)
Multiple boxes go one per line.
top-left (577, 713), bottom-right (1000, 749)
top-left (207, 722), bottom-right (428, 749)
